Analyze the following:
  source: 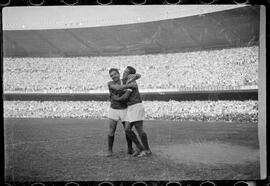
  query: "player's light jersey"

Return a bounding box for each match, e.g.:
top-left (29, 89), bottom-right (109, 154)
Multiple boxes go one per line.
top-left (108, 80), bottom-right (127, 109)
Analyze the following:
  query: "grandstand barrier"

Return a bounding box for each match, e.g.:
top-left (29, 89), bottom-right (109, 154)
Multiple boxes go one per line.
top-left (3, 89), bottom-right (258, 101)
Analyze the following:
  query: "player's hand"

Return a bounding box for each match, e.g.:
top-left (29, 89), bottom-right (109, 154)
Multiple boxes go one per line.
top-left (126, 79), bottom-right (136, 85)
top-left (127, 74), bottom-right (136, 83)
top-left (111, 94), bottom-right (119, 100)
top-left (127, 74), bottom-right (141, 84)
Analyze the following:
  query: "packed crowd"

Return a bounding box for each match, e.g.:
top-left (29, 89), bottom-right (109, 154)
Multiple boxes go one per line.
top-left (4, 46), bottom-right (258, 93)
top-left (4, 100), bottom-right (258, 123)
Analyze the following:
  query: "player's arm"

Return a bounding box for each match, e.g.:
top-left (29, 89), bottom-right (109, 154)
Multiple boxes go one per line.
top-left (110, 82), bottom-right (138, 91)
top-left (126, 73), bottom-right (141, 84)
top-left (108, 73), bottom-right (140, 91)
top-left (111, 90), bottom-right (132, 101)
top-left (107, 82), bottom-right (113, 99)
top-left (107, 81), bottom-right (116, 91)
top-left (107, 81), bottom-right (112, 89)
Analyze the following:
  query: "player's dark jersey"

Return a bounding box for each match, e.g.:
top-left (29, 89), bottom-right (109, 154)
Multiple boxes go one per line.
top-left (108, 80), bottom-right (127, 109)
top-left (125, 81), bottom-right (142, 106)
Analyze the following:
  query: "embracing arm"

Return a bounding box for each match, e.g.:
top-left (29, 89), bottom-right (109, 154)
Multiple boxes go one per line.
top-left (111, 90), bottom-right (132, 101)
top-left (126, 73), bottom-right (141, 84)
top-left (108, 73), bottom-right (141, 91)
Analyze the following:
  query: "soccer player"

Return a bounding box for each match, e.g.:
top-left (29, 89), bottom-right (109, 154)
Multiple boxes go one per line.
top-left (107, 68), bottom-right (144, 157)
top-left (110, 66), bottom-right (151, 157)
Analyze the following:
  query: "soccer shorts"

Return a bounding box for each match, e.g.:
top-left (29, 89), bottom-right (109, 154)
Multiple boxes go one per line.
top-left (108, 107), bottom-right (127, 122)
top-left (125, 103), bottom-right (145, 123)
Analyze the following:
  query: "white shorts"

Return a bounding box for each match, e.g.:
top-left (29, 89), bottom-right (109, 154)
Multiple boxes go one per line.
top-left (108, 108), bottom-right (127, 122)
top-left (125, 103), bottom-right (145, 123)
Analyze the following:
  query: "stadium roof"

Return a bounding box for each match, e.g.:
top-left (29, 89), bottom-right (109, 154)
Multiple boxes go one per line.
top-left (3, 5), bottom-right (247, 30)
top-left (3, 5), bottom-right (259, 57)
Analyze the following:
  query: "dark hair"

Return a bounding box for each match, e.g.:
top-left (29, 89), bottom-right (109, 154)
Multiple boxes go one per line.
top-left (109, 68), bottom-right (119, 74)
top-left (126, 66), bottom-right (136, 74)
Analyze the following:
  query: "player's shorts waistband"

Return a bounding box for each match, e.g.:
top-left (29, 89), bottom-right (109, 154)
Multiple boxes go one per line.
top-left (127, 102), bottom-right (143, 109)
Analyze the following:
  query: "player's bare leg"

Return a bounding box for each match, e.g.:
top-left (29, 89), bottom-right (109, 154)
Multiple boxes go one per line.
top-left (125, 122), bottom-right (144, 156)
top-left (134, 121), bottom-right (151, 157)
top-left (122, 122), bottom-right (134, 155)
top-left (107, 119), bottom-right (117, 156)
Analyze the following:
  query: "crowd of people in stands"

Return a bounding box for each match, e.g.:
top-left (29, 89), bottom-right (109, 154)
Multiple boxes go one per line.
top-left (3, 46), bottom-right (258, 92)
top-left (3, 46), bottom-right (259, 123)
top-left (4, 100), bottom-right (258, 123)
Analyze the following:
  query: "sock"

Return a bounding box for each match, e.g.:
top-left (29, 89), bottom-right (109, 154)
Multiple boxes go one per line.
top-left (126, 130), bottom-right (144, 151)
top-left (140, 132), bottom-right (150, 151)
top-left (125, 133), bottom-right (133, 153)
top-left (108, 135), bottom-right (114, 152)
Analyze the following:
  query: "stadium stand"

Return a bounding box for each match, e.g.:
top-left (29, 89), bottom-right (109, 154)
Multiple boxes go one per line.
top-left (3, 46), bottom-right (258, 93)
top-left (4, 100), bottom-right (257, 123)
top-left (3, 46), bottom-right (258, 123)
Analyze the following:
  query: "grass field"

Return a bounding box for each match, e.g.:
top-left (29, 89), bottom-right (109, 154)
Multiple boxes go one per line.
top-left (4, 118), bottom-right (259, 181)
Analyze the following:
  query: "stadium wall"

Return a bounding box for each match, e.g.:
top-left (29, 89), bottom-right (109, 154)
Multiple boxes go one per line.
top-left (4, 89), bottom-right (258, 101)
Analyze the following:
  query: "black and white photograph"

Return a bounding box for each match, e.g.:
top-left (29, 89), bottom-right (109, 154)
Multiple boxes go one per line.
top-left (3, 5), bottom-right (265, 181)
